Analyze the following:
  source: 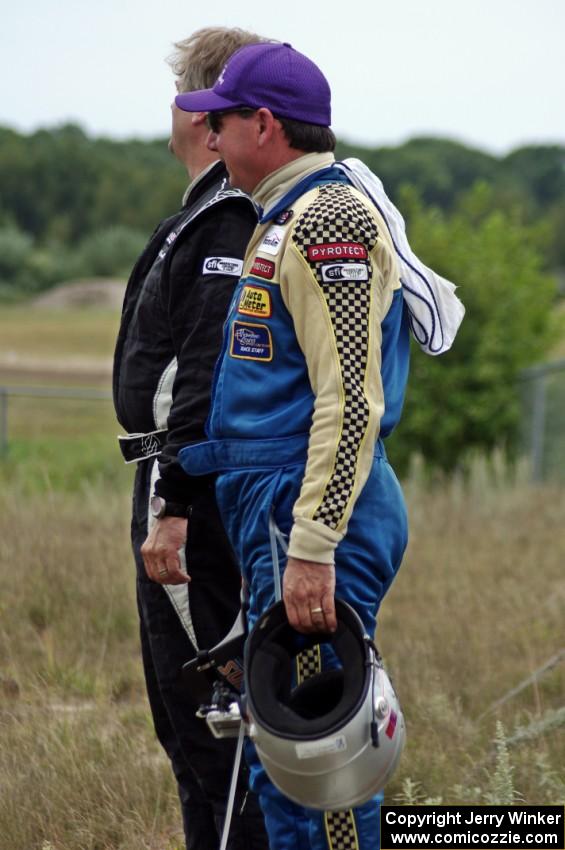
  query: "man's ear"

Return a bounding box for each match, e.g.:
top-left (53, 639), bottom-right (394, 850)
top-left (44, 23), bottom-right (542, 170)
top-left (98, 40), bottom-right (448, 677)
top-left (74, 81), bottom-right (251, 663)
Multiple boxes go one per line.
top-left (256, 108), bottom-right (277, 147)
top-left (191, 111), bottom-right (208, 126)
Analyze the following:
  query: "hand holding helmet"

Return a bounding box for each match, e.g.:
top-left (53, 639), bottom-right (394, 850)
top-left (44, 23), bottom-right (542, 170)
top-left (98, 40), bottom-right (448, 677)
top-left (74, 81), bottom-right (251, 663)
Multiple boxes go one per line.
top-left (244, 598), bottom-right (405, 810)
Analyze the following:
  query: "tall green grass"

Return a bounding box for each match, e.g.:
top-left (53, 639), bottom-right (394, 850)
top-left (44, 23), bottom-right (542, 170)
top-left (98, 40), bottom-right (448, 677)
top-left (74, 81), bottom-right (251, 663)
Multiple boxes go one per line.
top-left (382, 456), bottom-right (565, 804)
top-left (1, 443), bottom-right (563, 847)
top-left (0, 481), bottom-right (183, 849)
top-left (2, 303), bottom-right (563, 847)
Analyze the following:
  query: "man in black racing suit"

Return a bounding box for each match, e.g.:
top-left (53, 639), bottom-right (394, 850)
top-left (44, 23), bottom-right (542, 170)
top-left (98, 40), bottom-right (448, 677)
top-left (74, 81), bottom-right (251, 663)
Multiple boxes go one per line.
top-left (112, 27), bottom-right (268, 850)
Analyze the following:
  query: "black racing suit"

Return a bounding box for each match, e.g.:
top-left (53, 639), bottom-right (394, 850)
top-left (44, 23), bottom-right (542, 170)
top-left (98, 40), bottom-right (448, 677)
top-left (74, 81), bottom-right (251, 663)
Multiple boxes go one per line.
top-left (112, 161), bottom-right (267, 850)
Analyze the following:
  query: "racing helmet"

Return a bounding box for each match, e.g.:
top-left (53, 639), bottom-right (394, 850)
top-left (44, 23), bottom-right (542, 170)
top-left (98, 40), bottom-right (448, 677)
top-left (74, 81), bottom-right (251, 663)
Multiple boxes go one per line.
top-left (244, 599), bottom-right (405, 810)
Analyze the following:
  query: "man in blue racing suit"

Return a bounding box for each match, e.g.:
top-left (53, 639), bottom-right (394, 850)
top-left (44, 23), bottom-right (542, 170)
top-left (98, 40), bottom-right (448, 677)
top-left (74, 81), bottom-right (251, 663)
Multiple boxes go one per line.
top-left (177, 42), bottom-right (410, 850)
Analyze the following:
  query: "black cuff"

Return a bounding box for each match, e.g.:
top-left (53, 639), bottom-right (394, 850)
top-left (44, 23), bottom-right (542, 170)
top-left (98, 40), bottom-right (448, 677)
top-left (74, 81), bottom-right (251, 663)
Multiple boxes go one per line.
top-left (154, 471), bottom-right (216, 504)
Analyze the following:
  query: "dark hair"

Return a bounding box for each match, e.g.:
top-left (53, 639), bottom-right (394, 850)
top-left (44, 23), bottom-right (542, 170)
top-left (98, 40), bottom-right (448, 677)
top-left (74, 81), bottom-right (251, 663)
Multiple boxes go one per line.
top-left (276, 117), bottom-right (336, 153)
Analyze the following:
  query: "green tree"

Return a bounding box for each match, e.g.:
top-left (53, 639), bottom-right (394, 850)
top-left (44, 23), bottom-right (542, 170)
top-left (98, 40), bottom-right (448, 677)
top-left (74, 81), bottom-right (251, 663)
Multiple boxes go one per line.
top-left (387, 184), bottom-right (558, 472)
top-left (76, 226), bottom-right (147, 278)
top-left (336, 137), bottom-right (498, 208)
top-left (0, 224), bottom-right (79, 299)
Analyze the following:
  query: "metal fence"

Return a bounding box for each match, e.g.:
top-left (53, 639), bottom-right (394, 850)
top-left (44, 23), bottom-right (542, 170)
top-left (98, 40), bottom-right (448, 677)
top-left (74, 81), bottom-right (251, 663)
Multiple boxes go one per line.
top-left (520, 359), bottom-right (565, 483)
top-left (2, 368), bottom-right (565, 482)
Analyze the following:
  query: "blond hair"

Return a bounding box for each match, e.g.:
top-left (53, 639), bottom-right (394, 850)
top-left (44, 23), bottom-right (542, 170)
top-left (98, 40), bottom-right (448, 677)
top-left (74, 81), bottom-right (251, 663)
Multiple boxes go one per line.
top-left (167, 27), bottom-right (270, 93)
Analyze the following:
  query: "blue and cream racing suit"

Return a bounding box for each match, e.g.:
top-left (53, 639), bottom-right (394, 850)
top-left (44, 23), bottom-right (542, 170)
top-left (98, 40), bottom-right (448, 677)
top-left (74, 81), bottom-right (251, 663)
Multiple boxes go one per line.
top-left (180, 152), bottom-right (411, 850)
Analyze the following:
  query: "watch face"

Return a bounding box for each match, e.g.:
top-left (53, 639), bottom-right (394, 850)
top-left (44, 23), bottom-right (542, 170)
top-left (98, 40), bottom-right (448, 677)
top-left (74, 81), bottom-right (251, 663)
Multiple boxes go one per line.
top-left (150, 496), bottom-right (166, 518)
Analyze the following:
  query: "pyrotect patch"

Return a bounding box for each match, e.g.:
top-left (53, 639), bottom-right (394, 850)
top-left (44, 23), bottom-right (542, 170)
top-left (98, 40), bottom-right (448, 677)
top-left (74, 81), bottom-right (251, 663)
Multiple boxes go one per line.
top-left (250, 257), bottom-right (275, 280)
top-left (259, 225), bottom-right (286, 256)
top-left (320, 263), bottom-right (369, 282)
top-left (202, 256), bottom-right (244, 276)
top-left (238, 285), bottom-right (272, 318)
top-left (275, 209), bottom-right (294, 225)
top-left (230, 321), bottom-right (273, 361)
top-left (306, 242), bottom-right (368, 262)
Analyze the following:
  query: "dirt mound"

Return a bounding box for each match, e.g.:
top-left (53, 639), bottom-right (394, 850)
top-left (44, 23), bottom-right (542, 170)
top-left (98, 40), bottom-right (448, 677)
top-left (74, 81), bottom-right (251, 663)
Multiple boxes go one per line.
top-left (32, 279), bottom-right (126, 310)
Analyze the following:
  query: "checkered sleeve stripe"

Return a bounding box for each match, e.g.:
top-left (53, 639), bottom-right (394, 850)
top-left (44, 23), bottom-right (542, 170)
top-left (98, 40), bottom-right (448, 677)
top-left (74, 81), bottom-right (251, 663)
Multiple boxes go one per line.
top-left (292, 184), bottom-right (379, 531)
top-left (296, 645), bottom-right (321, 683)
top-left (324, 810), bottom-right (360, 850)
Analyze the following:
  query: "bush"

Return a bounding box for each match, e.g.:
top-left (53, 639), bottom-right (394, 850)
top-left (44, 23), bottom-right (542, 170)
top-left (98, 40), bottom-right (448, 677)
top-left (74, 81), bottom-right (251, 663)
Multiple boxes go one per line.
top-left (387, 183), bottom-right (559, 473)
top-left (76, 225), bottom-right (147, 278)
top-left (0, 224), bottom-right (86, 299)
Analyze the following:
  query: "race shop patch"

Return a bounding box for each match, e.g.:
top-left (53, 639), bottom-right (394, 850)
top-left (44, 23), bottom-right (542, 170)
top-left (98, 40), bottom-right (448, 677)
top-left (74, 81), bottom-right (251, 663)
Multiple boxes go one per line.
top-left (320, 262), bottom-right (369, 282)
top-left (306, 242), bottom-right (368, 262)
top-left (258, 225), bottom-right (286, 256)
top-left (202, 256), bottom-right (244, 276)
top-left (250, 257), bottom-right (275, 280)
top-left (238, 285), bottom-right (272, 318)
top-left (230, 321), bottom-right (273, 361)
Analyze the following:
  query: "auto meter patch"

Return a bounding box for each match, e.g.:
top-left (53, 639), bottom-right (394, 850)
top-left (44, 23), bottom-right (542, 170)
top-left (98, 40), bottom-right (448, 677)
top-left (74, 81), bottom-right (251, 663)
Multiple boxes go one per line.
top-left (238, 285), bottom-right (272, 318)
top-left (320, 263), bottom-right (369, 283)
top-left (250, 257), bottom-right (275, 280)
top-left (230, 321), bottom-right (273, 361)
top-left (306, 242), bottom-right (368, 262)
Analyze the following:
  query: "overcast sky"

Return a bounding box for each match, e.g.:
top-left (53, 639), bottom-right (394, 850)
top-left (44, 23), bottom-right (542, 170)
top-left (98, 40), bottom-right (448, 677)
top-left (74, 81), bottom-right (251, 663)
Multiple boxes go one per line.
top-left (2, 0), bottom-right (564, 154)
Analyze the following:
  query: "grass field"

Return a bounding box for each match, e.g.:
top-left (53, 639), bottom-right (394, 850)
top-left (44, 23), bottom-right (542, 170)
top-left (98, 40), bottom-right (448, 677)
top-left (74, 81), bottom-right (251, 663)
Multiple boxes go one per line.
top-left (1, 461), bottom-right (563, 849)
top-left (0, 305), bottom-right (121, 365)
top-left (1, 304), bottom-right (564, 848)
top-left (0, 303), bottom-right (128, 491)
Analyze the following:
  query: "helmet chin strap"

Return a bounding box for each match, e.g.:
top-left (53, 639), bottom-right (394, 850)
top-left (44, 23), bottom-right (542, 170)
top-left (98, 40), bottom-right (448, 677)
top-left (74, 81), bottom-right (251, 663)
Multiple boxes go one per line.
top-left (268, 510), bottom-right (288, 603)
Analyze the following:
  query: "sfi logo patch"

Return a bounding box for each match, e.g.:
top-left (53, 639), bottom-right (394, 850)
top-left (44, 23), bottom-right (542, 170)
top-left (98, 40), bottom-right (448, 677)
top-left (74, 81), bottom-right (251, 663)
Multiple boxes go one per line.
top-left (202, 257), bottom-right (243, 276)
top-left (306, 242), bottom-right (368, 262)
top-left (230, 321), bottom-right (273, 361)
top-left (238, 285), bottom-right (272, 318)
top-left (250, 257), bottom-right (275, 280)
top-left (321, 262), bottom-right (369, 282)
top-left (259, 225), bottom-right (285, 256)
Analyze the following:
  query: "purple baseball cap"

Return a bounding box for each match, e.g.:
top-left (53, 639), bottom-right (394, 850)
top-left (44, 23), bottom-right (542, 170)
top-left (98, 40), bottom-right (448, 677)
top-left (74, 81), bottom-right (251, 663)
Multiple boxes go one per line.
top-left (175, 42), bottom-right (331, 127)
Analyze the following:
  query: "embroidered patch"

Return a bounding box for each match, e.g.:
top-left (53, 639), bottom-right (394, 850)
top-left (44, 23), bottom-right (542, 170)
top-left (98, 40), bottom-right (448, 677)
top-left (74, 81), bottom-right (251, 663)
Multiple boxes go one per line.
top-left (202, 256), bottom-right (243, 276)
top-left (306, 242), bottom-right (368, 262)
top-left (386, 710), bottom-right (398, 739)
top-left (259, 225), bottom-right (286, 256)
top-left (321, 263), bottom-right (369, 283)
top-left (275, 209), bottom-right (294, 225)
top-left (250, 257), bottom-right (275, 280)
top-left (230, 321), bottom-right (273, 361)
top-left (238, 285), bottom-right (272, 318)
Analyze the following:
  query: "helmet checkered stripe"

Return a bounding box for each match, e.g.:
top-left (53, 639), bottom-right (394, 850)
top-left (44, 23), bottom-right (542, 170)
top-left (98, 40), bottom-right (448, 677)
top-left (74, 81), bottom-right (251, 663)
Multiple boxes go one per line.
top-left (324, 810), bottom-right (360, 850)
top-left (292, 184), bottom-right (378, 531)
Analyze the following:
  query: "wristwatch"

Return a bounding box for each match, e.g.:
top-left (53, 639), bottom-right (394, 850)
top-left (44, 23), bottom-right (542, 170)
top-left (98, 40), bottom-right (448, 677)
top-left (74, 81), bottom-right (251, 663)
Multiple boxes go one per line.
top-left (150, 496), bottom-right (190, 519)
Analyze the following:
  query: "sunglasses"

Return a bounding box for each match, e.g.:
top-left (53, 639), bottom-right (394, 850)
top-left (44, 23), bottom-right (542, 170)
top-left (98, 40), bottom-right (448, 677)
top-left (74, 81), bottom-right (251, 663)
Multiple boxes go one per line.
top-left (206, 108), bottom-right (256, 134)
